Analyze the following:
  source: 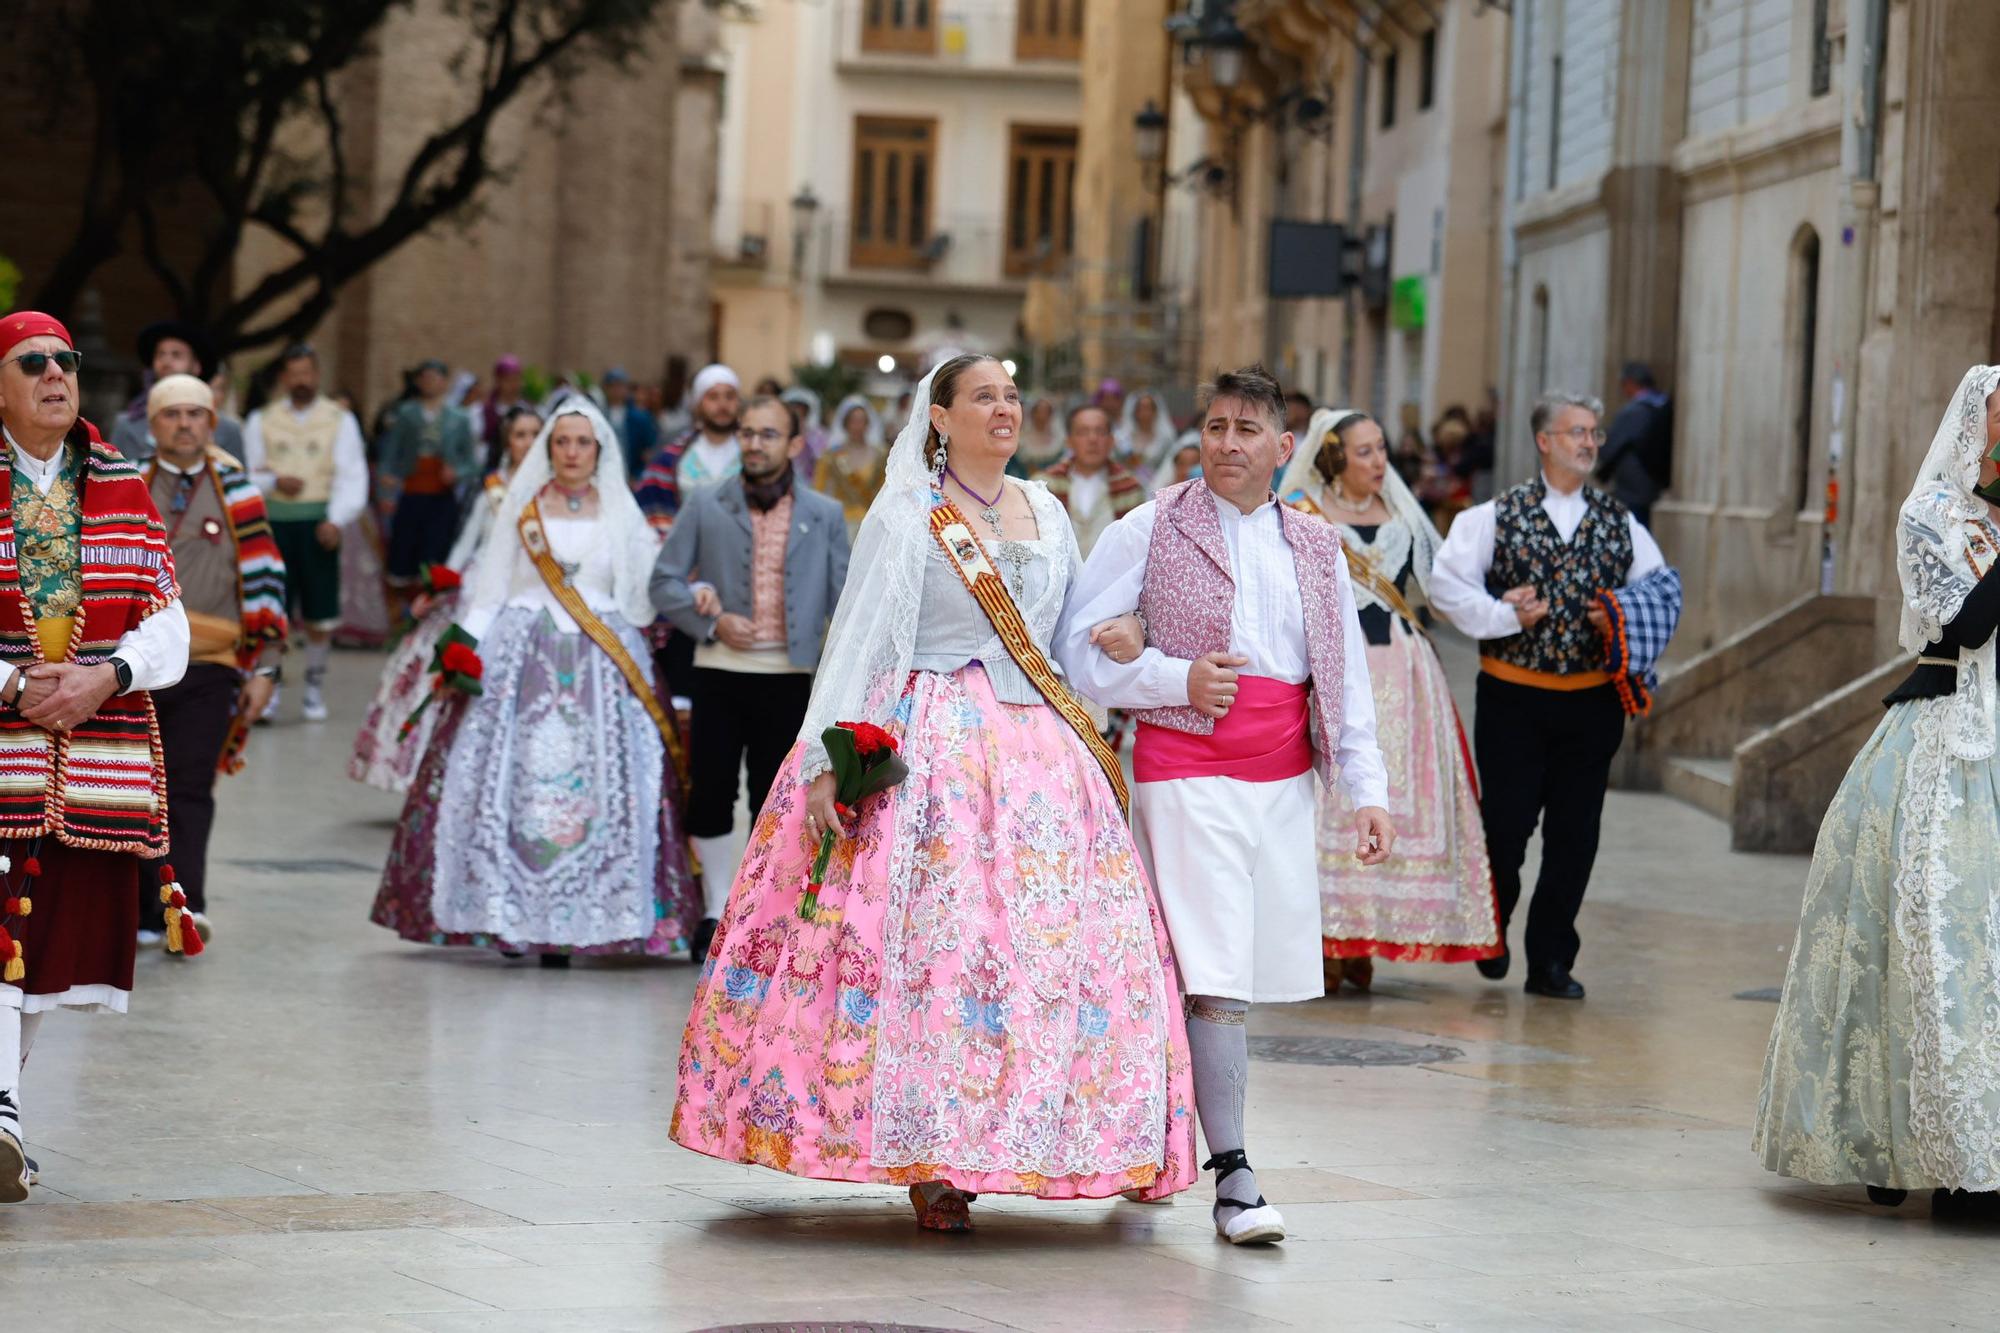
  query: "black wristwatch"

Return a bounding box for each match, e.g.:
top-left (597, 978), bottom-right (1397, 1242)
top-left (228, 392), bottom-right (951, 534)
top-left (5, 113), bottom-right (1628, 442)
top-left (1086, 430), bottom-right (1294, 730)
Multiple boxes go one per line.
top-left (108, 655), bottom-right (133, 694)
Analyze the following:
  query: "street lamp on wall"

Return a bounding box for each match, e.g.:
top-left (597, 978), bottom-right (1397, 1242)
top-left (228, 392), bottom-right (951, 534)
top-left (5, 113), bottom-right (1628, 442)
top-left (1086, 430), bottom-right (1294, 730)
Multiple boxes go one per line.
top-left (790, 185), bottom-right (820, 279)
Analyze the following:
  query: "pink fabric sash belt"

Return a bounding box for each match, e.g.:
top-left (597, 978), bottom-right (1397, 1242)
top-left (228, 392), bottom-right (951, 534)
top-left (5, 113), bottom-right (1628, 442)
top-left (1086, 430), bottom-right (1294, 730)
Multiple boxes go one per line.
top-left (1133, 676), bottom-right (1313, 784)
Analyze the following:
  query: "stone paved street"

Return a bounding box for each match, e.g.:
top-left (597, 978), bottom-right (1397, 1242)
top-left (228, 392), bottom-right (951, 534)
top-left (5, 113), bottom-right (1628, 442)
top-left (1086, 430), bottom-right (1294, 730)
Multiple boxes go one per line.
top-left (1, 645), bottom-right (1990, 1332)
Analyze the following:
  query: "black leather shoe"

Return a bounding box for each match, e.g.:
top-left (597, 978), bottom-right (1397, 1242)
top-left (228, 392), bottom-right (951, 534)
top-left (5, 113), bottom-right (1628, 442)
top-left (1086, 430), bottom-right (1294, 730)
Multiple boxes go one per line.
top-left (1476, 947), bottom-right (1510, 981)
top-left (538, 953), bottom-right (571, 970)
top-left (1523, 966), bottom-right (1585, 999)
top-left (691, 917), bottom-right (719, 965)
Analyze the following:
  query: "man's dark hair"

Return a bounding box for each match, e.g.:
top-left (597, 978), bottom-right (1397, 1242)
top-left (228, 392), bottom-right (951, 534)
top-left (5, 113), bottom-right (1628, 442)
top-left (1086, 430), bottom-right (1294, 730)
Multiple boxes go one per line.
top-left (1620, 361), bottom-right (1656, 389)
top-left (280, 342), bottom-right (318, 368)
top-left (1066, 403), bottom-right (1112, 432)
top-left (1199, 364), bottom-right (1287, 432)
top-left (743, 393), bottom-right (801, 438)
top-left (1286, 389), bottom-right (1314, 412)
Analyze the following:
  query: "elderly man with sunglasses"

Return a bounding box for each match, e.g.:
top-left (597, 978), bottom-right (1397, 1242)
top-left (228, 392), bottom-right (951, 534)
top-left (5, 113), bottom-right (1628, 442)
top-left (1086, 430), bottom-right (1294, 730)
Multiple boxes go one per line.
top-left (649, 394), bottom-right (849, 963)
top-left (0, 311), bottom-right (191, 1204)
top-left (1428, 391), bottom-right (1670, 1001)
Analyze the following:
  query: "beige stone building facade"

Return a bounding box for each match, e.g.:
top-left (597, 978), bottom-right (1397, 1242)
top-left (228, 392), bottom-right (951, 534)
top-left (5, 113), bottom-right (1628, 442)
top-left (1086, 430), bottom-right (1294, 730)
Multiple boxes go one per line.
top-left (232, 0), bottom-right (724, 415)
top-left (1504, 0), bottom-right (2000, 851)
top-left (1099, 0), bottom-right (1508, 418)
top-left (710, 0), bottom-right (1085, 388)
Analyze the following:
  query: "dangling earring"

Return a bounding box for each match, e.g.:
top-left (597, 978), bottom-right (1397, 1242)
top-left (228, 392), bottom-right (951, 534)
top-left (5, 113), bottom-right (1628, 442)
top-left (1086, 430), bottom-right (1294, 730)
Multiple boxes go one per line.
top-left (929, 435), bottom-right (948, 490)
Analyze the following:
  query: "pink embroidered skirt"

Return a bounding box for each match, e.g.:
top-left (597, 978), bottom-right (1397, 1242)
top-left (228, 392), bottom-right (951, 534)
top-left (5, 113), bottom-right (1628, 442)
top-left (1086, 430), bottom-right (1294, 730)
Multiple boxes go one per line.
top-left (1320, 626), bottom-right (1501, 963)
top-left (670, 664), bottom-right (1197, 1200)
top-left (349, 594), bottom-right (458, 794)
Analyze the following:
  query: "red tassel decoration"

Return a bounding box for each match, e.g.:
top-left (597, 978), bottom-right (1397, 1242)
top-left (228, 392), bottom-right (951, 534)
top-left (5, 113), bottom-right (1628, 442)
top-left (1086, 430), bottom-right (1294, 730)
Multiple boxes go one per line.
top-left (3, 896), bottom-right (25, 916)
top-left (181, 918), bottom-right (206, 957)
top-left (21, 856), bottom-right (41, 879)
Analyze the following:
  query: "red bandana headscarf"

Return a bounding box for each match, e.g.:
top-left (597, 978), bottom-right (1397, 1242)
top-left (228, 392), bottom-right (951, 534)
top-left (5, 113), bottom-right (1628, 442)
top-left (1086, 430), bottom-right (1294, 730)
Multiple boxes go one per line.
top-left (0, 312), bottom-right (73, 362)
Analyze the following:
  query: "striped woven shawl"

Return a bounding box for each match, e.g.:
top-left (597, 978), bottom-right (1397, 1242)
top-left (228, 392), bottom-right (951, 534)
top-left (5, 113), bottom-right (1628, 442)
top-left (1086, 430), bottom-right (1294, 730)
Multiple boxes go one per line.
top-left (0, 422), bottom-right (179, 855)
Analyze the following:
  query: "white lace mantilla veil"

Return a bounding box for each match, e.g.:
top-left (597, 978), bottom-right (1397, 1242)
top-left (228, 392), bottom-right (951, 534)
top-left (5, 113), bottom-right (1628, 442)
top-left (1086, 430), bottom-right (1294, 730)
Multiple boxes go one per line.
top-left (1890, 362), bottom-right (2000, 1189)
top-left (1118, 390), bottom-right (1178, 469)
top-left (1897, 364), bottom-right (2000, 761)
top-left (464, 396), bottom-right (658, 630)
top-left (829, 394), bottom-right (883, 447)
top-left (1146, 428), bottom-right (1200, 494)
top-left (792, 366), bottom-right (947, 779)
top-left (1279, 406), bottom-right (1444, 595)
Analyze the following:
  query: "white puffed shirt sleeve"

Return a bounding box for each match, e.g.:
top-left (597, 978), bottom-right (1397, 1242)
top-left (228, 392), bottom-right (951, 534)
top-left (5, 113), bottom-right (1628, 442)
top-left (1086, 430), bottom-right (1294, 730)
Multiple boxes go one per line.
top-left (116, 602), bottom-right (190, 693)
top-left (241, 411), bottom-right (276, 495)
top-left (1627, 514), bottom-right (1666, 583)
top-left (325, 410), bottom-right (370, 529)
top-left (1329, 546), bottom-right (1388, 809)
top-left (1427, 499), bottom-right (1524, 641)
top-left (1054, 503), bottom-right (1194, 709)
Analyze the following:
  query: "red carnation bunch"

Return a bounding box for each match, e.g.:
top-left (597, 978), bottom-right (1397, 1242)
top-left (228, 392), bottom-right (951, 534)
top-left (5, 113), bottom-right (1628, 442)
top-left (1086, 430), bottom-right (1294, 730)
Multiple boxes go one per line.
top-left (844, 721), bottom-right (898, 757)
top-left (422, 564), bottom-right (463, 595)
top-left (797, 720), bottom-right (910, 921)
top-left (400, 625), bottom-right (486, 739)
top-left (440, 642), bottom-right (483, 682)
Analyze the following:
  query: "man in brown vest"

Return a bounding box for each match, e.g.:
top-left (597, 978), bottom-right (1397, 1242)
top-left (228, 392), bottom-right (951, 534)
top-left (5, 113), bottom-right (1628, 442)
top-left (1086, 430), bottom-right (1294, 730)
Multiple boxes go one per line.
top-left (242, 345), bottom-right (367, 722)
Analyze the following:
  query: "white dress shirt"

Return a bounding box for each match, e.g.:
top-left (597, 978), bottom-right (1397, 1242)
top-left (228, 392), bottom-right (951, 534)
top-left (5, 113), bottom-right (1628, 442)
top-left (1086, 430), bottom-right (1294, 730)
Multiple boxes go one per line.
top-left (0, 431), bottom-right (190, 696)
top-left (241, 400), bottom-right (371, 529)
top-left (1058, 490), bottom-right (1389, 808)
top-left (1429, 473), bottom-right (1667, 642)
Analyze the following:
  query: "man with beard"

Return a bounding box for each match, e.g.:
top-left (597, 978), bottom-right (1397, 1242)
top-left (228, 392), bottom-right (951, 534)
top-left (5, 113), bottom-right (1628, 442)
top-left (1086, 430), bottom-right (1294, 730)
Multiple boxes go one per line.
top-left (1428, 391), bottom-right (1668, 999)
top-left (242, 345), bottom-right (366, 723)
top-left (110, 321), bottom-right (245, 465)
top-left (635, 364), bottom-right (744, 699)
top-left (140, 376), bottom-right (286, 946)
top-left (634, 363), bottom-right (743, 528)
top-left (650, 396), bottom-right (849, 962)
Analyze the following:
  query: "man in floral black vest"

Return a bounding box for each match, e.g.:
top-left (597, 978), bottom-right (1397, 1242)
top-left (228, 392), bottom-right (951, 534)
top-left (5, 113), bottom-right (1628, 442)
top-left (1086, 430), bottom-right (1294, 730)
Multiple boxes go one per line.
top-left (0, 311), bottom-right (191, 1203)
top-left (1429, 391), bottom-right (1670, 1000)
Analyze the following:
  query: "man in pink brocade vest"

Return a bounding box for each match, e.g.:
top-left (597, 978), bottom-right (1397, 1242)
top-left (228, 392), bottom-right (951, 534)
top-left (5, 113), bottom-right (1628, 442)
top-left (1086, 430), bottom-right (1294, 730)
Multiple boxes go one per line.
top-left (1060, 365), bottom-right (1394, 1246)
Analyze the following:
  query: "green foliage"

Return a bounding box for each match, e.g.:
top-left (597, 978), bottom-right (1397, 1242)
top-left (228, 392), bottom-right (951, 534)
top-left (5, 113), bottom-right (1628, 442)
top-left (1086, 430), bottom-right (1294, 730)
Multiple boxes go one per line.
top-left (22, 0), bottom-right (679, 354)
top-left (791, 362), bottom-right (864, 413)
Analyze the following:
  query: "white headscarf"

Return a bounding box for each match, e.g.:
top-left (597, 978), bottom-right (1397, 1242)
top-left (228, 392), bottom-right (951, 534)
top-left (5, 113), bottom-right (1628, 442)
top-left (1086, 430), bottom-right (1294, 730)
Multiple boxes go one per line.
top-left (1280, 406), bottom-right (1445, 594)
top-left (464, 397), bottom-right (658, 629)
top-left (1898, 364), bottom-right (2000, 760)
top-left (1116, 391), bottom-right (1177, 468)
top-left (689, 363), bottom-right (739, 405)
top-left (792, 364), bottom-right (952, 777)
top-left (1147, 428), bottom-right (1202, 495)
top-left (830, 394), bottom-right (882, 448)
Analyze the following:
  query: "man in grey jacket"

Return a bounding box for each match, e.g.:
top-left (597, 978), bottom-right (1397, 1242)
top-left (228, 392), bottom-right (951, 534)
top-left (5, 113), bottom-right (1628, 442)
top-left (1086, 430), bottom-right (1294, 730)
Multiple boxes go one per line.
top-left (651, 395), bottom-right (850, 961)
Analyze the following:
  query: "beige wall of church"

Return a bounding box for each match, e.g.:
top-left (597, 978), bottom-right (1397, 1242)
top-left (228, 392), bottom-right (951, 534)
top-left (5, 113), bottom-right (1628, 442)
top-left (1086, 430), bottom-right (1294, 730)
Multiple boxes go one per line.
top-left (232, 0), bottom-right (720, 415)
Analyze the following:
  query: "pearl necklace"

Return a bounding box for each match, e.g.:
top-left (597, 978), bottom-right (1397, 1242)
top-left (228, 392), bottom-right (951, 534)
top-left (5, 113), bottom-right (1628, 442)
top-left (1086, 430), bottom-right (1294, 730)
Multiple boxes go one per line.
top-left (1328, 485), bottom-right (1376, 517)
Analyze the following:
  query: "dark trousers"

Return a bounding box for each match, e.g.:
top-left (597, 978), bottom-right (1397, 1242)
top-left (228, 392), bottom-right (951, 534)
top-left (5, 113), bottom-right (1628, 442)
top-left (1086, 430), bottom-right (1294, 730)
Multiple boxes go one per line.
top-left (685, 668), bottom-right (813, 840)
top-left (386, 490), bottom-right (461, 582)
top-left (1472, 673), bottom-right (1627, 973)
top-left (144, 663), bottom-right (241, 929)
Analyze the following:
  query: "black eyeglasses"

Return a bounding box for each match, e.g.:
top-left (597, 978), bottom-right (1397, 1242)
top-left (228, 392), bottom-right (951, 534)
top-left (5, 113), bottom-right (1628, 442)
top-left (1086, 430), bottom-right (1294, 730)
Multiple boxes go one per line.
top-left (4, 350), bottom-right (83, 377)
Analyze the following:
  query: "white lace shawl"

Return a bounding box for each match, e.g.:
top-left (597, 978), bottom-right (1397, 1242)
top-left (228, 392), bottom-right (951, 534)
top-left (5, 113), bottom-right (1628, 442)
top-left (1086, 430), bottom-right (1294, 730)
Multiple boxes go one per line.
top-left (793, 367), bottom-right (947, 779)
top-left (1117, 391), bottom-right (1178, 470)
top-left (1897, 365), bottom-right (2000, 762)
top-left (1890, 364), bottom-right (2000, 1186)
top-left (463, 398), bottom-right (657, 631)
top-left (1279, 406), bottom-right (1444, 597)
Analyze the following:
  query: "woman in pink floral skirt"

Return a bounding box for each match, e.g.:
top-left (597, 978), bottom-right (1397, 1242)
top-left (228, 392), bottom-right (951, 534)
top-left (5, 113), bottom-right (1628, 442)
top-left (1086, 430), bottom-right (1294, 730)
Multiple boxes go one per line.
top-left (668, 355), bottom-right (1196, 1230)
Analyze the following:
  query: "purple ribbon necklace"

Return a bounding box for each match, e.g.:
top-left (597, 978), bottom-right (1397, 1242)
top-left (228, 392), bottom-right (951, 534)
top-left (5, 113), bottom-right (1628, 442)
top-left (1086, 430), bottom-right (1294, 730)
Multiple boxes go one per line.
top-left (945, 465), bottom-right (1005, 531)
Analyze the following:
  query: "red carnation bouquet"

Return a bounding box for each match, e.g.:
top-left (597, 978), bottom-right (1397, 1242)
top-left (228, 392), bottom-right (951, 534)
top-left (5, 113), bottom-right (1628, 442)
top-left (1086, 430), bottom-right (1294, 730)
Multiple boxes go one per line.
top-left (799, 720), bottom-right (908, 921)
top-left (420, 563), bottom-right (463, 597)
top-left (399, 624), bottom-right (485, 739)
